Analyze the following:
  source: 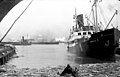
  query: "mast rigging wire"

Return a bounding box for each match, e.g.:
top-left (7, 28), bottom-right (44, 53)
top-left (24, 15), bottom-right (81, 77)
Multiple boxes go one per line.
top-left (0, 0), bottom-right (34, 42)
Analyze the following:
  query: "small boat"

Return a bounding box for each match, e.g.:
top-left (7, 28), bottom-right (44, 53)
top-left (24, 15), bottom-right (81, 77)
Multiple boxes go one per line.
top-left (68, 0), bottom-right (120, 61)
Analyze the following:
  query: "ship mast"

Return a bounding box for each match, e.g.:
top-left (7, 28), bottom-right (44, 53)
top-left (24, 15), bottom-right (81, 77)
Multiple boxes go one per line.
top-left (93, 0), bottom-right (99, 32)
top-left (74, 7), bottom-right (78, 31)
top-left (0, 0), bottom-right (34, 42)
top-left (95, 0), bottom-right (98, 30)
top-left (92, 0), bottom-right (101, 32)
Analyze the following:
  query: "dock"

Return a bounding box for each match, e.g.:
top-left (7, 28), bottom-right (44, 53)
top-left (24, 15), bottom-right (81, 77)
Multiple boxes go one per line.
top-left (0, 44), bottom-right (16, 65)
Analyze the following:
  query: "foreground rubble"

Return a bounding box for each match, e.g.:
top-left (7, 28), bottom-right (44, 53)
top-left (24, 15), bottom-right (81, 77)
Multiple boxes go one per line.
top-left (1, 61), bottom-right (120, 77)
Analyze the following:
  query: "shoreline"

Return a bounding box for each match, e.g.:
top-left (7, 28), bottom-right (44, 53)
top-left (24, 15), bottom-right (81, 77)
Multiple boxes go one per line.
top-left (0, 61), bottom-right (120, 77)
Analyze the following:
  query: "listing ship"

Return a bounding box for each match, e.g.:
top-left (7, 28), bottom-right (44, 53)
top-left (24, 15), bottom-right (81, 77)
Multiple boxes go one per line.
top-left (0, 0), bottom-right (22, 64)
top-left (68, 0), bottom-right (120, 61)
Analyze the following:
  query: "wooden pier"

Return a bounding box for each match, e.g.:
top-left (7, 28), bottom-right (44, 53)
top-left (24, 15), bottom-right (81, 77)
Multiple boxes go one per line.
top-left (0, 45), bottom-right (16, 65)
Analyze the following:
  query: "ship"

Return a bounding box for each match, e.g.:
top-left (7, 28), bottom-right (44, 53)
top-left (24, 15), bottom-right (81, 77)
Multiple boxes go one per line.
top-left (68, 0), bottom-right (120, 61)
top-left (32, 41), bottom-right (59, 45)
top-left (2, 36), bottom-right (32, 45)
top-left (12, 36), bottom-right (31, 45)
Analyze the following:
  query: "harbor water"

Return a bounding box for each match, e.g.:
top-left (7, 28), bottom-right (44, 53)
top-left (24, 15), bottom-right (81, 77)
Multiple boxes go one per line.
top-left (7, 44), bottom-right (112, 68)
top-left (7, 44), bottom-right (76, 68)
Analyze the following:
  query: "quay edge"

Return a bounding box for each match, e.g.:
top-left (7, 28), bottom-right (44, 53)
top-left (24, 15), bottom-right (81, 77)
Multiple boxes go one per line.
top-left (0, 44), bottom-right (16, 65)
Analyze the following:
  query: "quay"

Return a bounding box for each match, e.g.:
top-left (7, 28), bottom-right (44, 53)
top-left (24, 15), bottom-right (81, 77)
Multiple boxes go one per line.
top-left (0, 44), bottom-right (16, 65)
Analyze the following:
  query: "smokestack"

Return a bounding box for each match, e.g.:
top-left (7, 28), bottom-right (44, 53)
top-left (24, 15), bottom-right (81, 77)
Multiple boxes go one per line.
top-left (77, 14), bottom-right (84, 29)
top-left (22, 36), bottom-right (24, 42)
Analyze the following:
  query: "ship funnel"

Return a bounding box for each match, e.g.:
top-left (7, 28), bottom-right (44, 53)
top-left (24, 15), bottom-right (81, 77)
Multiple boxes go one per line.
top-left (77, 14), bottom-right (84, 29)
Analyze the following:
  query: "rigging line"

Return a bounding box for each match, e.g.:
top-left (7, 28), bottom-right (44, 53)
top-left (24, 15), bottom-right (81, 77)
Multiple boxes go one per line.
top-left (85, 8), bottom-right (95, 26)
top-left (98, 5), bottom-right (107, 28)
top-left (88, 8), bottom-right (93, 21)
top-left (97, 5), bottom-right (105, 29)
top-left (0, 0), bottom-right (34, 42)
top-left (105, 10), bottom-right (117, 30)
top-left (85, 8), bottom-right (92, 27)
top-left (85, 16), bottom-right (94, 26)
top-left (92, 6), bottom-right (96, 31)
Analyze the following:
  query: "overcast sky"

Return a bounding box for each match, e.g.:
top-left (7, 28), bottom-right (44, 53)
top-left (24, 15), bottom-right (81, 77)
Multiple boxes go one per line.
top-left (0, 0), bottom-right (120, 41)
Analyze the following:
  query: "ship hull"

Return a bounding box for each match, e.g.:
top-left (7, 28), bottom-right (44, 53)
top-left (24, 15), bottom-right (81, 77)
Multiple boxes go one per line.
top-left (1, 42), bottom-right (31, 46)
top-left (68, 28), bottom-right (120, 61)
top-left (68, 38), bottom-right (88, 57)
top-left (87, 28), bottom-right (120, 60)
top-left (31, 42), bottom-right (59, 45)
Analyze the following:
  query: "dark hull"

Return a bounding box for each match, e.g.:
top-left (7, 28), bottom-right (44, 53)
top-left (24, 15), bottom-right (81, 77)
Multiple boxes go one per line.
top-left (67, 43), bottom-right (87, 57)
top-left (68, 38), bottom-right (89, 57)
top-left (32, 42), bottom-right (59, 45)
top-left (12, 42), bottom-right (31, 46)
top-left (68, 28), bottom-right (120, 61)
top-left (87, 28), bottom-right (120, 60)
top-left (2, 42), bottom-right (31, 46)
top-left (12, 43), bottom-right (31, 46)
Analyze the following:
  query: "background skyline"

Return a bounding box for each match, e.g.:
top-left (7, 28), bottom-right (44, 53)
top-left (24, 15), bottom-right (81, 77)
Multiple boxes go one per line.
top-left (0, 0), bottom-right (120, 41)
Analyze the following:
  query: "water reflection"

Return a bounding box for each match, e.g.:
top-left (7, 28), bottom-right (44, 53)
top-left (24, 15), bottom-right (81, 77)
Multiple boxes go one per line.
top-left (67, 46), bottom-right (115, 64)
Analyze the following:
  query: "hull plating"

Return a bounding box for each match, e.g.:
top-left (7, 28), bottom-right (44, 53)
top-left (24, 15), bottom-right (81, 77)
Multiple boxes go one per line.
top-left (68, 28), bottom-right (120, 61)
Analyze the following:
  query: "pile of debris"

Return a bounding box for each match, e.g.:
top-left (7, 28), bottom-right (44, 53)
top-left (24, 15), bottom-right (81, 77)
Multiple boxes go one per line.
top-left (0, 62), bottom-right (120, 77)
